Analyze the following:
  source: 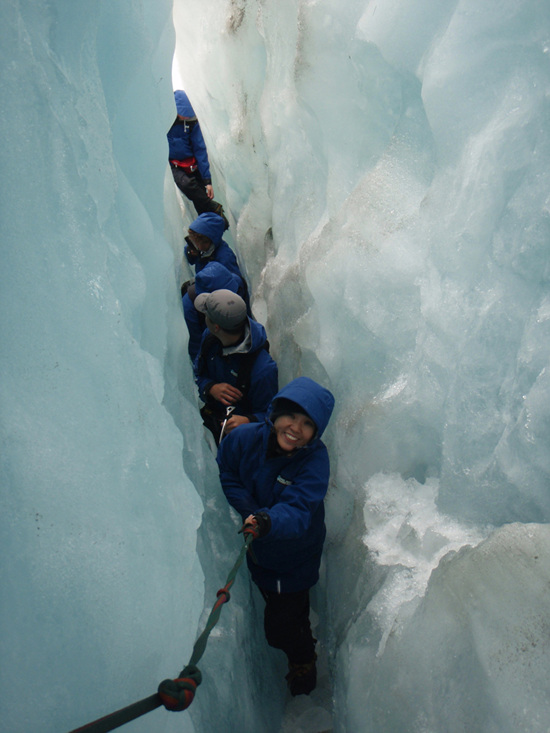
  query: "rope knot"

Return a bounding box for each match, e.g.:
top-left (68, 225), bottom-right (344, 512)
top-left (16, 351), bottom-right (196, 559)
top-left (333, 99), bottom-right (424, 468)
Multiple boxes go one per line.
top-left (158, 664), bottom-right (202, 711)
top-left (216, 585), bottom-right (231, 603)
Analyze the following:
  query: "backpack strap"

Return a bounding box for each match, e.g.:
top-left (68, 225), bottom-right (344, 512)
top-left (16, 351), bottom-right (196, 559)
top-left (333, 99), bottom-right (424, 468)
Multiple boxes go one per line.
top-left (235, 341), bottom-right (270, 397)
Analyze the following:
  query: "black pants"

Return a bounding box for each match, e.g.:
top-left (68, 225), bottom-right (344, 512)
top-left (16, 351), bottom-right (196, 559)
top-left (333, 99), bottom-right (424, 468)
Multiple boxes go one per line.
top-left (260, 588), bottom-right (316, 664)
top-left (170, 166), bottom-right (225, 218)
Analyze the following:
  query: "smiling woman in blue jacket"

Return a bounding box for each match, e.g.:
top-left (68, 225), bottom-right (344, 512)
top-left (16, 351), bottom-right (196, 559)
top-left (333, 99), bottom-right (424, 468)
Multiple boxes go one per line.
top-left (216, 376), bottom-right (335, 696)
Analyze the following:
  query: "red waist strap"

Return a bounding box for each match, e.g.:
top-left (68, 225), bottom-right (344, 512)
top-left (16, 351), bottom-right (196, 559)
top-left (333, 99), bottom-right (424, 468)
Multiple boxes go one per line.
top-left (170, 157), bottom-right (198, 171)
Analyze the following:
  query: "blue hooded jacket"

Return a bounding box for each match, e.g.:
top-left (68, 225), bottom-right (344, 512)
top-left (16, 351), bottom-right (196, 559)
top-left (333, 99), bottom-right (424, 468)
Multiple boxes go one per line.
top-left (185, 212), bottom-right (242, 279)
top-left (167, 90), bottom-right (212, 182)
top-left (216, 377), bottom-right (335, 592)
top-left (194, 317), bottom-right (278, 423)
top-left (182, 262), bottom-right (246, 362)
top-left (174, 90), bottom-right (194, 117)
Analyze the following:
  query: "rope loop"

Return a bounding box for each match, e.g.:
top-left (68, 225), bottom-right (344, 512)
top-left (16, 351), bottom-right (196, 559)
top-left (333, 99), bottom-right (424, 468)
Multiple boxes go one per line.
top-left (158, 665), bottom-right (202, 712)
top-left (216, 585), bottom-right (231, 603)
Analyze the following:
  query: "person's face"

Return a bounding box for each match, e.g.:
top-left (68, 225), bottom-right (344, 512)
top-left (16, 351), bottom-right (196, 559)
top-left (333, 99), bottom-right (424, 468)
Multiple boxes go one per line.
top-left (188, 231), bottom-right (212, 252)
top-left (273, 412), bottom-right (316, 452)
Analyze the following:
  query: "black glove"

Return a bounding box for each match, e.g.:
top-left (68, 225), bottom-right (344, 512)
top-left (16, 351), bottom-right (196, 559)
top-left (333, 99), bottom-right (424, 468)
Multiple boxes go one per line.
top-left (184, 236), bottom-right (199, 258)
top-left (180, 278), bottom-right (195, 297)
top-left (239, 512), bottom-right (271, 540)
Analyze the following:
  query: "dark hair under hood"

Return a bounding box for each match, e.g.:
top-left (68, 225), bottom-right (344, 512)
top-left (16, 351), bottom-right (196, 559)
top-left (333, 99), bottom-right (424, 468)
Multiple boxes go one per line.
top-left (269, 376), bottom-right (335, 440)
top-left (189, 212), bottom-right (226, 247)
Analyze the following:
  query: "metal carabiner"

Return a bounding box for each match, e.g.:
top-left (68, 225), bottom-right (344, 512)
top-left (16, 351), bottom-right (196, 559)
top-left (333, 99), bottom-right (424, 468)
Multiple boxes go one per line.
top-left (219, 405), bottom-right (236, 443)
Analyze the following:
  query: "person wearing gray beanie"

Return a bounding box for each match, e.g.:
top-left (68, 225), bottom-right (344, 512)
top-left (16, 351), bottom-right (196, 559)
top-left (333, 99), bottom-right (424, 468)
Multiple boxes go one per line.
top-left (193, 290), bottom-right (278, 445)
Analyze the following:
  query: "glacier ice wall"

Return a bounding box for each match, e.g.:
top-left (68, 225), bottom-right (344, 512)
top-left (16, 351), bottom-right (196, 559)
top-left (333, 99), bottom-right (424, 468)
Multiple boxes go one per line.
top-left (0, 2), bottom-right (205, 732)
top-left (174, 0), bottom-right (550, 523)
top-left (172, 0), bottom-right (550, 730)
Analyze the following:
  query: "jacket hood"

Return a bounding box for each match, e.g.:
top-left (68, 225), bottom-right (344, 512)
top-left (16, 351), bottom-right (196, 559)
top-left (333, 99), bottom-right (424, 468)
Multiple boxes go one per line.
top-left (189, 212), bottom-right (226, 246)
top-left (247, 317), bottom-right (269, 352)
top-left (195, 262), bottom-right (241, 296)
top-left (270, 377), bottom-right (335, 439)
top-left (174, 90), bottom-right (195, 118)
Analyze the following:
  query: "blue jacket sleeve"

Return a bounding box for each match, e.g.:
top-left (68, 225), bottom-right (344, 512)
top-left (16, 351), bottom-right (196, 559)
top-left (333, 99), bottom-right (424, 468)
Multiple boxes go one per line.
top-left (216, 429), bottom-right (262, 519)
top-left (193, 335), bottom-right (215, 400)
top-left (214, 244), bottom-right (241, 280)
top-left (190, 123), bottom-right (211, 183)
top-left (182, 294), bottom-right (206, 363)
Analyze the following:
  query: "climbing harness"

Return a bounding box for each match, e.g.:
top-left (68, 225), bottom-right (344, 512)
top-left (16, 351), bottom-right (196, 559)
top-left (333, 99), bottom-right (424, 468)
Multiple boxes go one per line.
top-left (68, 534), bottom-right (253, 733)
top-left (169, 156), bottom-right (198, 173)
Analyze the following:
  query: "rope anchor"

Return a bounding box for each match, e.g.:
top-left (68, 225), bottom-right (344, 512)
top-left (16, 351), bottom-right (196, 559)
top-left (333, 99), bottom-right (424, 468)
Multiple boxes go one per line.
top-left (68, 535), bottom-right (253, 732)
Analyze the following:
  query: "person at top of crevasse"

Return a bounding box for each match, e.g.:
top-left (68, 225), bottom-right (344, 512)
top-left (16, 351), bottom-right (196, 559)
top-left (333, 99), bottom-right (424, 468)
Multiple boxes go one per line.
top-left (167, 89), bottom-right (228, 228)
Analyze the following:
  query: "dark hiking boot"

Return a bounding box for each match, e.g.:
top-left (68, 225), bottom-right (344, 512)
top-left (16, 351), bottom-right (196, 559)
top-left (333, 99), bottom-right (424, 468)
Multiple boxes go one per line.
top-left (214, 203), bottom-right (230, 231)
top-left (285, 653), bottom-right (317, 696)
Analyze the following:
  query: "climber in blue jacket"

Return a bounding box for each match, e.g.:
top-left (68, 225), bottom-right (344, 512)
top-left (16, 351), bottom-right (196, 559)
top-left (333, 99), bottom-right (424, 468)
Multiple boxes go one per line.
top-left (182, 261), bottom-right (249, 363)
top-left (193, 289), bottom-right (278, 443)
top-left (184, 212), bottom-right (244, 282)
top-left (216, 376), bottom-right (335, 696)
top-left (167, 90), bottom-right (228, 226)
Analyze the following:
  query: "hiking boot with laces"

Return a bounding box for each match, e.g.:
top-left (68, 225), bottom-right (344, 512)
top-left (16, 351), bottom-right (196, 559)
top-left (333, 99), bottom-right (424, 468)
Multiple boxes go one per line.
top-left (285, 653), bottom-right (317, 696)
